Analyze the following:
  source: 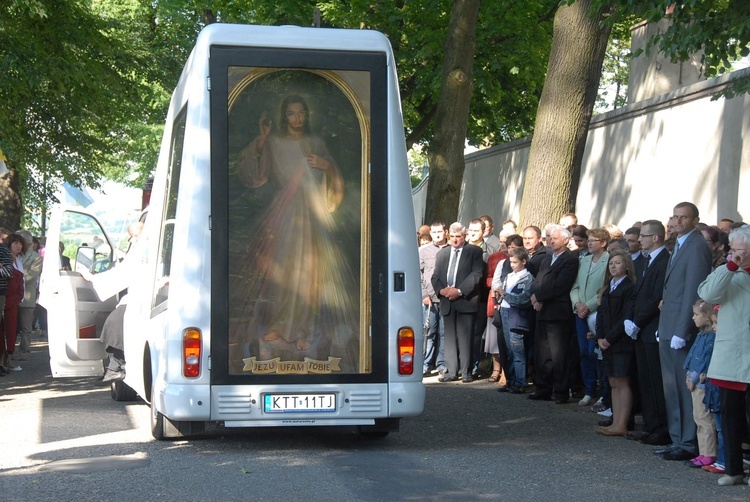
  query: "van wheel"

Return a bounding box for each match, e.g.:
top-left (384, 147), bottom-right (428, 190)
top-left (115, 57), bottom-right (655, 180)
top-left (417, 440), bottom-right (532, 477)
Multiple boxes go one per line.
top-left (150, 385), bottom-right (167, 440)
top-left (110, 380), bottom-right (138, 402)
top-left (357, 427), bottom-right (389, 438)
top-left (357, 418), bottom-right (398, 438)
top-left (150, 386), bottom-right (205, 440)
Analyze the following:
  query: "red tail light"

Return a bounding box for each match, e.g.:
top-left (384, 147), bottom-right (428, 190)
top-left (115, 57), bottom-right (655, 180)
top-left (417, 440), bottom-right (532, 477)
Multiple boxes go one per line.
top-left (398, 327), bottom-right (415, 375)
top-left (183, 328), bottom-right (201, 378)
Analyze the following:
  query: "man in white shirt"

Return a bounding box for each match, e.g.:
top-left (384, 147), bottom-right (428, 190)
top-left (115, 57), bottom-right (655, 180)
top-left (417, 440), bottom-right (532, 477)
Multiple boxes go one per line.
top-left (420, 222), bottom-right (448, 376)
top-left (656, 203), bottom-right (712, 460)
top-left (625, 226), bottom-right (647, 277)
top-left (624, 220), bottom-right (670, 445)
top-left (431, 223), bottom-right (484, 383)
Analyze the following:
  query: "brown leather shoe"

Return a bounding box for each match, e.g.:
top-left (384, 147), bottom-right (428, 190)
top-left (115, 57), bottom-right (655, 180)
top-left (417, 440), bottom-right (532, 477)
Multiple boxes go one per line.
top-left (625, 430), bottom-right (651, 441)
top-left (641, 432), bottom-right (672, 446)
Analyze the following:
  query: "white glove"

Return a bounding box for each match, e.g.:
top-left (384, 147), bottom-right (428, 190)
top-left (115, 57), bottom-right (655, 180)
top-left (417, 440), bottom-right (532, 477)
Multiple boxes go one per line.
top-left (624, 319), bottom-right (640, 339)
top-left (670, 336), bottom-right (686, 350)
top-left (586, 312), bottom-right (597, 334)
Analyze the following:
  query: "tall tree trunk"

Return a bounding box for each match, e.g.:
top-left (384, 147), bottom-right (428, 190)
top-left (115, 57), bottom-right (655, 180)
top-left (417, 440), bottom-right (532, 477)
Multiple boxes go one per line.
top-left (424, 0), bottom-right (480, 226)
top-left (0, 165), bottom-right (22, 231)
top-left (519, 0), bottom-right (612, 228)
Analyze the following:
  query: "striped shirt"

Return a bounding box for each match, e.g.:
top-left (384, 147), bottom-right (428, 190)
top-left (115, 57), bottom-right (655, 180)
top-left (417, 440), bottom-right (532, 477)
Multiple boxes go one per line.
top-left (0, 244), bottom-right (13, 295)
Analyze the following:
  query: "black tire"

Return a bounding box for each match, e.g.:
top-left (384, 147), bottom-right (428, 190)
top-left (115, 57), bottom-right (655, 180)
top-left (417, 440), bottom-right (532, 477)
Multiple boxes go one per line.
top-left (357, 418), bottom-right (398, 438)
top-left (150, 385), bottom-right (167, 441)
top-left (110, 379), bottom-right (138, 402)
top-left (357, 427), bottom-right (389, 438)
top-left (150, 385), bottom-right (206, 441)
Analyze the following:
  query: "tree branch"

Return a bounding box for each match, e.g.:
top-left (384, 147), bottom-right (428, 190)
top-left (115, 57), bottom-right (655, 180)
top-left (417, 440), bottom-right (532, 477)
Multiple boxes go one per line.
top-left (405, 104), bottom-right (437, 149)
top-left (538, 1), bottom-right (560, 23)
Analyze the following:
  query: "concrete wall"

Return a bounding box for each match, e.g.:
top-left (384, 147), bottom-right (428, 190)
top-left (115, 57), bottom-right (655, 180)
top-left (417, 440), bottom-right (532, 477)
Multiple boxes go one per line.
top-left (627, 20), bottom-right (705, 104)
top-left (457, 137), bottom-right (531, 226)
top-left (416, 67), bottom-right (750, 230)
top-left (412, 176), bottom-right (428, 229)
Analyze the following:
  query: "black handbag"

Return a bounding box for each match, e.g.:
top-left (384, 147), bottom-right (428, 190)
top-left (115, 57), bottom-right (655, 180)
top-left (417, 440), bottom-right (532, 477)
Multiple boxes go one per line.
top-left (492, 306), bottom-right (503, 329)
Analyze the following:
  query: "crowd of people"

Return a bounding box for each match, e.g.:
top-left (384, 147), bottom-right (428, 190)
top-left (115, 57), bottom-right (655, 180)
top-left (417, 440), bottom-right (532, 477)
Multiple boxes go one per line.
top-left (418, 204), bottom-right (750, 486)
top-left (0, 227), bottom-right (45, 376)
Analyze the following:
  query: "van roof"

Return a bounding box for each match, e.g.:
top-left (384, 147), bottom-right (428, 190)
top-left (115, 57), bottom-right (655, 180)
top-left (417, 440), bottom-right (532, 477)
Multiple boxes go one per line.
top-left (197, 23), bottom-right (393, 55)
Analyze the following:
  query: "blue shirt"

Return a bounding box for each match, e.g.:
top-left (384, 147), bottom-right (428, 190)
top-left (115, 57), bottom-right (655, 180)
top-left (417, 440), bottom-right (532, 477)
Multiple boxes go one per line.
top-left (684, 329), bottom-right (716, 388)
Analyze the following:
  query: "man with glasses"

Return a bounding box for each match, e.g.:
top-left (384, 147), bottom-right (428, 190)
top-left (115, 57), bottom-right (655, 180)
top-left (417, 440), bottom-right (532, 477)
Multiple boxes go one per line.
top-left (624, 220), bottom-right (670, 445)
top-left (654, 203), bottom-right (712, 461)
top-left (570, 228), bottom-right (610, 407)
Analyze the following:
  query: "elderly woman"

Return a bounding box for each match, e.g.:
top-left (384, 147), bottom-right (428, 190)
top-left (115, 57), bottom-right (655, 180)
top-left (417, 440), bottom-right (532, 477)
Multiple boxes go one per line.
top-left (570, 228), bottom-right (610, 406)
top-left (697, 225), bottom-right (750, 486)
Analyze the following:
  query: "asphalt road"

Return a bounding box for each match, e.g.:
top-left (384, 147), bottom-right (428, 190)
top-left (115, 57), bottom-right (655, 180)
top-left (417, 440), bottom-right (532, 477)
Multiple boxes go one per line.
top-left (1, 338), bottom-right (747, 501)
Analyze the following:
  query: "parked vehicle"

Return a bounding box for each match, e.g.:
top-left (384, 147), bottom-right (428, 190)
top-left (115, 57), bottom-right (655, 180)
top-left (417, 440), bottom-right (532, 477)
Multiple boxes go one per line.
top-left (40, 23), bottom-right (424, 440)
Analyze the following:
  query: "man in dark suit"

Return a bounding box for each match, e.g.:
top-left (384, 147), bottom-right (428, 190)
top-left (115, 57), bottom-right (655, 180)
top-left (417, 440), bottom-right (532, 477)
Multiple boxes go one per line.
top-left (523, 225), bottom-right (547, 377)
top-left (431, 222), bottom-right (484, 383)
top-left (625, 226), bottom-right (647, 277)
top-left (528, 225), bottom-right (579, 403)
top-left (523, 225), bottom-right (547, 277)
top-left (624, 220), bottom-right (670, 444)
top-left (655, 202), bottom-right (712, 461)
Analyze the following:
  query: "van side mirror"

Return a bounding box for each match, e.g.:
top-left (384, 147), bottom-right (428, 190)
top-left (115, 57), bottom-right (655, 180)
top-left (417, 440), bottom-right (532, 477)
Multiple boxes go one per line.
top-left (75, 246), bottom-right (95, 272)
top-left (75, 245), bottom-right (114, 274)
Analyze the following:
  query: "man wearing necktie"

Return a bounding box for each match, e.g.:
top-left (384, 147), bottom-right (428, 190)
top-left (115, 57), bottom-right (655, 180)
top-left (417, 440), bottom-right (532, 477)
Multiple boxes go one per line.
top-left (624, 219), bottom-right (671, 445)
top-left (431, 222), bottom-right (484, 382)
top-left (655, 203), bottom-right (712, 461)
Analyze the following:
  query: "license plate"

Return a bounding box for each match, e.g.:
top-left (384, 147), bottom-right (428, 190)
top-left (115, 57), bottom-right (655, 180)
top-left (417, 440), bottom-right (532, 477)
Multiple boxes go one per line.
top-left (263, 393), bottom-right (336, 413)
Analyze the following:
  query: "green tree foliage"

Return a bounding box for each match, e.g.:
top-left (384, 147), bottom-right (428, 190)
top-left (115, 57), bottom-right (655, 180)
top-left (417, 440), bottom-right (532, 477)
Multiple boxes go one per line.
top-left (470, 1), bottom-right (555, 145)
top-left (0, 0), bottom-right (155, 208)
top-left (603, 0), bottom-right (750, 98)
top-left (519, 0), bottom-right (613, 227)
top-left (2, 0), bottom-right (554, 227)
top-left (320, 0), bottom-right (554, 148)
top-left (424, 0), bottom-right (480, 226)
top-left (596, 18), bottom-right (634, 112)
top-left (1, 0), bottom-right (239, 228)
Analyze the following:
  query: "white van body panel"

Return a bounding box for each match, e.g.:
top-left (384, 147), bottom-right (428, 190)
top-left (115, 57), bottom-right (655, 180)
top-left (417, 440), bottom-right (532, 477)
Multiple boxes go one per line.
top-left (149, 25), bottom-right (422, 429)
top-left (45, 24), bottom-right (424, 436)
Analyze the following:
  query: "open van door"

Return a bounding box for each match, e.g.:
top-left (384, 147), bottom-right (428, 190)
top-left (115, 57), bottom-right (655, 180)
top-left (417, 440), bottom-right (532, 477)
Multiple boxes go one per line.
top-left (39, 206), bottom-right (121, 377)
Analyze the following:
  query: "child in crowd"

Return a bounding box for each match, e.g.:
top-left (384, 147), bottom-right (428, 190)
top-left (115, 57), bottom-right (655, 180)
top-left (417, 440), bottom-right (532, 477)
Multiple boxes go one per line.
top-left (494, 247), bottom-right (533, 394)
top-left (594, 249), bottom-right (636, 436)
top-left (683, 299), bottom-right (718, 468)
top-left (702, 306), bottom-right (726, 475)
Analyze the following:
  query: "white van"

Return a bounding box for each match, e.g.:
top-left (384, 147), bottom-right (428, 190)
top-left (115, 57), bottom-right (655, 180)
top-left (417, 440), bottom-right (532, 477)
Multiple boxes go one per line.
top-left (40, 23), bottom-right (425, 439)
